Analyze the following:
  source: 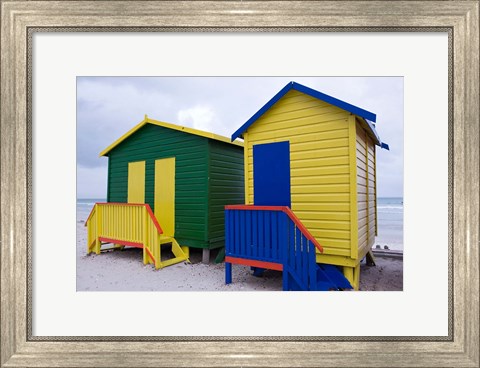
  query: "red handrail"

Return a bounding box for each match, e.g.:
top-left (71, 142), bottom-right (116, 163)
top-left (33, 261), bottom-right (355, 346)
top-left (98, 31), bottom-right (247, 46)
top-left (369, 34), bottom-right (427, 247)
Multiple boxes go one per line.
top-left (225, 205), bottom-right (323, 253)
top-left (144, 204), bottom-right (163, 234)
top-left (84, 202), bottom-right (163, 234)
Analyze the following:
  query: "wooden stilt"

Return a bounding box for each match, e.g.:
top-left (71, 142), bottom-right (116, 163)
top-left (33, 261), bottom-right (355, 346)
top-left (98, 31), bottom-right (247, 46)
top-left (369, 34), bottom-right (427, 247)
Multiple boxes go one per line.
top-left (202, 248), bottom-right (210, 264)
top-left (343, 266), bottom-right (354, 288)
top-left (353, 264), bottom-right (360, 290)
top-left (366, 250), bottom-right (376, 266)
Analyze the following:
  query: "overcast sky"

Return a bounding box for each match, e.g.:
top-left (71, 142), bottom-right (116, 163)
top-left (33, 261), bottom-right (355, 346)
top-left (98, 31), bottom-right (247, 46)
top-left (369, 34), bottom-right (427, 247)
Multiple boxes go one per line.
top-left (77, 77), bottom-right (403, 198)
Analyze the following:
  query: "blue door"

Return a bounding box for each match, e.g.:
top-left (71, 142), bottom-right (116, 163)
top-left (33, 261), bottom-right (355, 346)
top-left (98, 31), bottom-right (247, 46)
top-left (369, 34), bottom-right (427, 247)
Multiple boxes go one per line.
top-left (253, 141), bottom-right (291, 207)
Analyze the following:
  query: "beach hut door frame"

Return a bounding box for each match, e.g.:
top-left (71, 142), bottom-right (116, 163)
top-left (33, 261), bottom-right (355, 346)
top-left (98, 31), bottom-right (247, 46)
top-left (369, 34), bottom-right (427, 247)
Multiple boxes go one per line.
top-left (253, 141), bottom-right (291, 207)
top-left (154, 157), bottom-right (176, 237)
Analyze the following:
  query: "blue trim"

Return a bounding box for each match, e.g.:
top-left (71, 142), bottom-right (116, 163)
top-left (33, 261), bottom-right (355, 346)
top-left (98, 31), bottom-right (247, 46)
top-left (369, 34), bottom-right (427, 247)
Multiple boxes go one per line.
top-left (365, 119), bottom-right (381, 143)
top-left (231, 81), bottom-right (377, 141)
top-left (292, 82), bottom-right (376, 122)
top-left (364, 118), bottom-right (390, 150)
top-left (231, 82), bottom-right (292, 141)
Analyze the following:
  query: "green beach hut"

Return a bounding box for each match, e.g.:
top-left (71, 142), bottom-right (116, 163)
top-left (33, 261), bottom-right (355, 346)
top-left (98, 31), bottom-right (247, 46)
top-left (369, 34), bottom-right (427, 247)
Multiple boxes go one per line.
top-left (98, 115), bottom-right (244, 263)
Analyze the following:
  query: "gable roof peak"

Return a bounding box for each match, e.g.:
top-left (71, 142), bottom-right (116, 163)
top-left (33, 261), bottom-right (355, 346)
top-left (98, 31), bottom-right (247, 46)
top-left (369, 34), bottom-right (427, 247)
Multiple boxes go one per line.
top-left (230, 81), bottom-right (389, 150)
top-left (231, 81), bottom-right (385, 145)
top-left (100, 116), bottom-right (243, 157)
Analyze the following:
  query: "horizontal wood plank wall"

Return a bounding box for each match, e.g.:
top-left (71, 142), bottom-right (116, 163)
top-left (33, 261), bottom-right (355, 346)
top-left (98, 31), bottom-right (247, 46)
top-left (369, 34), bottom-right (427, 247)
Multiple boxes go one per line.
top-left (374, 143), bottom-right (378, 236)
top-left (356, 124), bottom-right (369, 256)
top-left (107, 124), bottom-right (209, 247)
top-left (356, 119), bottom-right (377, 258)
top-left (208, 140), bottom-right (245, 248)
top-left (246, 90), bottom-right (352, 258)
top-left (367, 135), bottom-right (377, 247)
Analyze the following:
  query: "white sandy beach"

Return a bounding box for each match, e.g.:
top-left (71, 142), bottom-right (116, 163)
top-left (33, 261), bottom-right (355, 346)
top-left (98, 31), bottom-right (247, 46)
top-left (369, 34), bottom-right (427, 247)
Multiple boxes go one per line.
top-left (77, 220), bottom-right (403, 292)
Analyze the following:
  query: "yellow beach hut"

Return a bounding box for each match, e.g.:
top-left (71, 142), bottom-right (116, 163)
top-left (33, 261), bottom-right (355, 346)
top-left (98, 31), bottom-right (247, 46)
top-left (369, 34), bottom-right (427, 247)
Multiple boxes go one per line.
top-left (225, 81), bottom-right (389, 290)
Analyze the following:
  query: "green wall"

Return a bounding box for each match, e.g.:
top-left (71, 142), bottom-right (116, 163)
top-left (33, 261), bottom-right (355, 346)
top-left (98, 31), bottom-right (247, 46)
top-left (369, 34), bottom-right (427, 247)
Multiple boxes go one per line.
top-left (107, 124), bottom-right (209, 247)
top-left (207, 140), bottom-right (244, 248)
top-left (106, 123), bottom-right (244, 249)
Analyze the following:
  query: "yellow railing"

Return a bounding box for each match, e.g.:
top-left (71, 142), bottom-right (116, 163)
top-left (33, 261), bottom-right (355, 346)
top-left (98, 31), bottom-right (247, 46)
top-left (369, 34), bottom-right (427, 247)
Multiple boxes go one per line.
top-left (85, 202), bottom-right (164, 269)
top-left (87, 204), bottom-right (97, 253)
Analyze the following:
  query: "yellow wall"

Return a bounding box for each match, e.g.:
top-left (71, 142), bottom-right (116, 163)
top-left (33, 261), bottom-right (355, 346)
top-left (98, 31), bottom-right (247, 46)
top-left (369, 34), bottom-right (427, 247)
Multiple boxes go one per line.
top-left (245, 90), bottom-right (353, 260)
top-left (154, 157), bottom-right (175, 237)
top-left (355, 120), bottom-right (377, 259)
top-left (127, 161), bottom-right (145, 203)
top-left (367, 133), bottom-right (377, 245)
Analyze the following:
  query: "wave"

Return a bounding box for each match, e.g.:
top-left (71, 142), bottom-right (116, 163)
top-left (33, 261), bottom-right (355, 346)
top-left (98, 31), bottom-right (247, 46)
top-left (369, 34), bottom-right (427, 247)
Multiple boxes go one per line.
top-left (378, 205), bottom-right (403, 210)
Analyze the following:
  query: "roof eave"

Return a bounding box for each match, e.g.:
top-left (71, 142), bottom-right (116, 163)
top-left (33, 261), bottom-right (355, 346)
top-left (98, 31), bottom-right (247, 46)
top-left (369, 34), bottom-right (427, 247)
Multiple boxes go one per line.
top-left (231, 82), bottom-right (294, 141)
top-left (231, 81), bottom-right (377, 141)
top-left (291, 82), bottom-right (377, 122)
top-left (100, 116), bottom-right (243, 157)
top-left (99, 118), bottom-right (148, 157)
top-left (360, 117), bottom-right (390, 150)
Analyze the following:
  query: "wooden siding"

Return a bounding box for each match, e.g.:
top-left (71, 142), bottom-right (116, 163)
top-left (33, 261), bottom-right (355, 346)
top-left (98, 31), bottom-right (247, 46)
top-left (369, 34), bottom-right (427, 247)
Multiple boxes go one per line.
top-left (107, 124), bottom-right (209, 247)
top-left (368, 135), bottom-right (377, 243)
top-left (356, 120), bottom-right (377, 255)
top-left (207, 140), bottom-right (245, 248)
top-left (245, 89), bottom-right (353, 259)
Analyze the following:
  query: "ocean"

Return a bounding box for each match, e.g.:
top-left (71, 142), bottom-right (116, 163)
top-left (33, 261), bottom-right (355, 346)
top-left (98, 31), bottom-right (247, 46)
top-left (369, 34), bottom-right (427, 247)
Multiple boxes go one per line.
top-left (77, 198), bottom-right (104, 222)
top-left (77, 197), bottom-right (403, 251)
top-left (375, 197), bottom-right (403, 251)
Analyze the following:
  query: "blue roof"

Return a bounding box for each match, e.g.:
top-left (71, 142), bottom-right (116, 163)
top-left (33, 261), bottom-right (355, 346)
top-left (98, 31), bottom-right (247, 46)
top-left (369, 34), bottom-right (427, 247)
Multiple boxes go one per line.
top-left (231, 81), bottom-right (389, 149)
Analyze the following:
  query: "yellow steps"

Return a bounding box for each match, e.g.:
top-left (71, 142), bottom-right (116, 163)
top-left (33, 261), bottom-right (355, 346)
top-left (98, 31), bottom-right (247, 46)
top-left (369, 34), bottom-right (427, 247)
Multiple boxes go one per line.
top-left (86, 203), bottom-right (190, 270)
top-left (154, 235), bottom-right (190, 269)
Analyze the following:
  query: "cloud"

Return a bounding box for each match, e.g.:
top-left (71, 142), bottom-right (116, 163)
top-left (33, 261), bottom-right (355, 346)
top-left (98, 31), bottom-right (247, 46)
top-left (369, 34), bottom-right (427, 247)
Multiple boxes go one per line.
top-left (76, 165), bottom-right (108, 199)
top-left (177, 105), bottom-right (228, 136)
top-left (77, 77), bottom-right (404, 198)
top-left (76, 78), bottom-right (176, 169)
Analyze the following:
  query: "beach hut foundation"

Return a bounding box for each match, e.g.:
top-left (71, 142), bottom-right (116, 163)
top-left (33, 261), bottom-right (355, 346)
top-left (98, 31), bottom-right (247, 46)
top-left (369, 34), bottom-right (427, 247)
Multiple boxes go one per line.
top-left (202, 249), bottom-right (210, 264)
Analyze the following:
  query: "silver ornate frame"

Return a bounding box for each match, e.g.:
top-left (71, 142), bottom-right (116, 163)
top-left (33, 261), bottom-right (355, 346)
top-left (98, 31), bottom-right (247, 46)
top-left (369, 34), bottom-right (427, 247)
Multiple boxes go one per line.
top-left (1, 1), bottom-right (478, 367)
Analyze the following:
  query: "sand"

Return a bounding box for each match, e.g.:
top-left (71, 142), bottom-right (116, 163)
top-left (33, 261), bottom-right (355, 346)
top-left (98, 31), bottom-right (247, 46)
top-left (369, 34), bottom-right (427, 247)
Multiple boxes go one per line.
top-left (359, 256), bottom-right (403, 291)
top-left (77, 220), bottom-right (403, 292)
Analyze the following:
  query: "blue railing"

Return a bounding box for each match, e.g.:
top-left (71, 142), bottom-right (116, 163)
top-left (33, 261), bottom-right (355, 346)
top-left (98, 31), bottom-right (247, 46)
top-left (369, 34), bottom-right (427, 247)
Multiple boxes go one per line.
top-left (283, 220), bottom-right (318, 290)
top-left (224, 205), bottom-right (331, 291)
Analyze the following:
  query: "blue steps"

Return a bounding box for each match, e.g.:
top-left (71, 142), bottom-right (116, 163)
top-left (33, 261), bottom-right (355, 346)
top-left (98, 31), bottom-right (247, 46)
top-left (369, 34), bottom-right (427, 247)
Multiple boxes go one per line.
top-left (285, 264), bottom-right (352, 291)
top-left (225, 207), bottom-right (353, 291)
top-left (251, 267), bottom-right (266, 277)
top-left (315, 264), bottom-right (352, 290)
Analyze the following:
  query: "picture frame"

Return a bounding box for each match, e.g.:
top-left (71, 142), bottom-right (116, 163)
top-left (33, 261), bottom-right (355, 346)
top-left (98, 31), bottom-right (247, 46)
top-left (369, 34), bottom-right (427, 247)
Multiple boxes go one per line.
top-left (1, 1), bottom-right (478, 367)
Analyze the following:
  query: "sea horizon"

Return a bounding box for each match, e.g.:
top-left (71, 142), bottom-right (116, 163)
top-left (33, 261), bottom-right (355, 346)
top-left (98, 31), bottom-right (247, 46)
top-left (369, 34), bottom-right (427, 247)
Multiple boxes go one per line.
top-left (77, 196), bottom-right (404, 251)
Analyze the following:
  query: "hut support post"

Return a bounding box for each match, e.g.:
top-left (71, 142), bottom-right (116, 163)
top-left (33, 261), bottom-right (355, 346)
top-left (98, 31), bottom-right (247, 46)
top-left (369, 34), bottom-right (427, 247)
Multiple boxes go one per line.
top-left (202, 248), bottom-right (210, 264)
top-left (353, 264), bottom-right (360, 290)
top-left (343, 266), bottom-right (354, 289)
top-left (343, 265), bottom-right (361, 290)
top-left (366, 250), bottom-right (376, 266)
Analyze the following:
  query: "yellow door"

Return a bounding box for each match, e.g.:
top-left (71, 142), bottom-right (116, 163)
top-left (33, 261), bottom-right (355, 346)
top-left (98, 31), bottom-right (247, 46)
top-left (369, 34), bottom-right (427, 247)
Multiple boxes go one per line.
top-left (127, 161), bottom-right (145, 203)
top-left (155, 158), bottom-right (175, 237)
